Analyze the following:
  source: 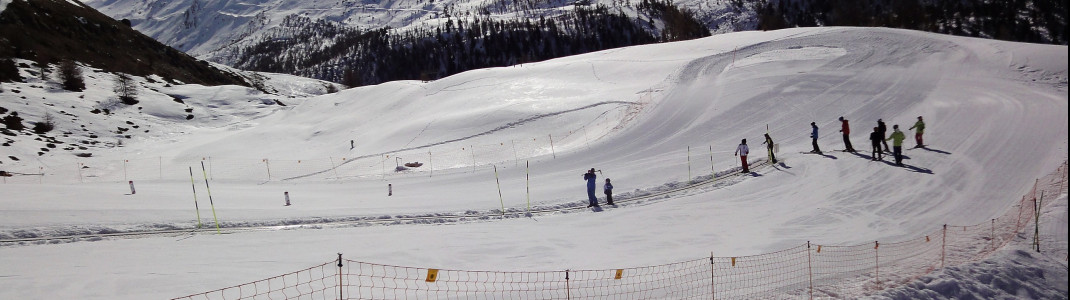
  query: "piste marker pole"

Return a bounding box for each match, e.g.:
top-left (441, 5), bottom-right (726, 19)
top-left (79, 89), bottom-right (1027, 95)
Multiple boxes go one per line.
top-left (201, 161), bottom-right (221, 233)
top-left (189, 167), bottom-right (202, 229)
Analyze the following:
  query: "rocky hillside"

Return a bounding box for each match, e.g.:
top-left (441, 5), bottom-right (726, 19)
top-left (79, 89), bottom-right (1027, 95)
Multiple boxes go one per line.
top-left (0, 0), bottom-right (247, 86)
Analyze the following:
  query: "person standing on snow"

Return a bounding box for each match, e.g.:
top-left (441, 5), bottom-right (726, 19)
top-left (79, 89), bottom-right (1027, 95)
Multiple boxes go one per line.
top-left (762, 133), bottom-right (777, 164)
top-left (735, 139), bottom-right (750, 173)
top-left (877, 119), bottom-right (889, 152)
top-left (810, 122), bottom-right (822, 154)
top-left (604, 178), bottom-right (614, 206)
top-left (887, 125), bottom-right (906, 166)
top-left (839, 117), bottom-right (856, 152)
top-left (583, 168), bottom-right (599, 207)
top-left (909, 116), bottom-right (925, 148)
top-left (869, 127), bottom-right (883, 161)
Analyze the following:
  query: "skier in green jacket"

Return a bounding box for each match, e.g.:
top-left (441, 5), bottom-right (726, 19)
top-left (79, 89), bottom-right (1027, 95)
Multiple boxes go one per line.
top-left (908, 116), bottom-right (925, 148)
top-left (887, 125), bottom-right (907, 166)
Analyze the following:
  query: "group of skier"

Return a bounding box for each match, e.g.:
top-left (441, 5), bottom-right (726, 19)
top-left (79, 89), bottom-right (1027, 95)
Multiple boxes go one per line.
top-left (582, 116), bottom-right (926, 207)
top-left (811, 115), bottom-right (925, 166)
top-left (583, 168), bottom-right (613, 208)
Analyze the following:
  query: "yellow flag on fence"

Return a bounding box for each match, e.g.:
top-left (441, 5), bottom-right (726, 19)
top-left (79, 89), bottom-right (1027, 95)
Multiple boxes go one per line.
top-left (426, 269), bottom-right (439, 282)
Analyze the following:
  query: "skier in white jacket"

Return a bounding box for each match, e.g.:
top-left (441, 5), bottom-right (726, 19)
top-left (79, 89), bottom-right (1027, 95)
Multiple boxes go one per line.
top-left (734, 139), bottom-right (750, 173)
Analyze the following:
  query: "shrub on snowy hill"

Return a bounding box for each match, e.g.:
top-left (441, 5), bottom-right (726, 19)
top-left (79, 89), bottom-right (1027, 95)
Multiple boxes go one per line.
top-left (58, 59), bottom-right (86, 92)
top-left (31, 113), bottom-right (54, 134)
top-left (113, 73), bottom-right (139, 105)
top-left (0, 58), bottom-right (19, 83)
top-left (1, 111), bottom-right (23, 131)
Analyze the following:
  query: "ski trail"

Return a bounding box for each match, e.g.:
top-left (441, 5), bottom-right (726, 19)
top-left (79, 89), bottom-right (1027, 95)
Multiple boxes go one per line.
top-left (281, 101), bottom-right (638, 180)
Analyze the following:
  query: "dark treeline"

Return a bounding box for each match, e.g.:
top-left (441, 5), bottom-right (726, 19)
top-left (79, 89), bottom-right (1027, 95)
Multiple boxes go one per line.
top-left (754, 0), bottom-right (1067, 45)
top-left (235, 1), bottom-right (709, 87)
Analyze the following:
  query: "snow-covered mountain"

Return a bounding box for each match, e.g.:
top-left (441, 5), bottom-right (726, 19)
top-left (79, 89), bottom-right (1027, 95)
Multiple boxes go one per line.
top-left (84, 0), bottom-right (1065, 88)
top-left (82, 0), bottom-right (744, 65)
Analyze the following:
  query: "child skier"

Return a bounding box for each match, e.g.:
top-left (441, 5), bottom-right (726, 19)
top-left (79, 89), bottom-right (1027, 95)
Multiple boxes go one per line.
top-left (604, 178), bottom-right (614, 205)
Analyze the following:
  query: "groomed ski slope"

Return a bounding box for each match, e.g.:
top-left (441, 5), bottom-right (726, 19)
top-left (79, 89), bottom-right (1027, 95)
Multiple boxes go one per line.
top-left (0, 27), bottom-right (1066, 299)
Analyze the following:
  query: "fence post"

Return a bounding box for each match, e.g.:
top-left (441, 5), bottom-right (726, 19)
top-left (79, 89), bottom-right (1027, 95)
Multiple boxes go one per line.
top-left (77, 162), bottom-right (84, 183)
top-left (470, 145), bottom-right (476, 173)
top-left (565, 269), bottom-right (571, 300)
top-left (709, 252), bottom-right (716, 300)
top-left (583, 127), bottom-right (590, 150)
top-left (807, 242), bottom-right (813, 300)
top-left (124, 159), bottom-right (128, 182)
top-left (512, 140), bottom-right (518, 167)
top-left (548, 134), bottom-right (556, 159)
top-left (429, 151), bottom-right (433, 178)
top-left (1034, 191), bottom-right (1043, 252)
top-left (990, 219), bottom-right (995, 250)
top-left (941, 224), bottom-right (947, 268)
top-left (264, 159), bottom-right (272, 181)
top-left (329, 157), bottom-right (339, 179)
top-left (337, 253), bottom-right (344, 300)
top-left (874, 241), bottom-right (880, 290)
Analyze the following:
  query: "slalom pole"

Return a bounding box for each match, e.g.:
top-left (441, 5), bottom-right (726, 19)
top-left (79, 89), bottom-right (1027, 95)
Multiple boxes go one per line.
top-left (687, 146), bottom-right (692, 184)
top-left (709, 145), bottom-right (716, 180)
top-left (494, 165), bottom-right (505, 216)
top-left (548, 134), bottom-right (556, 159)
top-left (201, 161), bottom-right (221, 234)
top-left (189, 167), bottom-right (203, 229)
top-left (526, 160), bottom-right (531, 214)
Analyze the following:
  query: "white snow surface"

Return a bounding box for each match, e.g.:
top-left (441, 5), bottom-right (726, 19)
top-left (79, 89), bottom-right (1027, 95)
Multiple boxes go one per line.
top-left (0, 27), bottom-right (1068, 299)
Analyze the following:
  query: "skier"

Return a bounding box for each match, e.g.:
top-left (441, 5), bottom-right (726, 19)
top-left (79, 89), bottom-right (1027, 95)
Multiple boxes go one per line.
top-left (887, 125), bottom-right (906, 166)
top-left (877, 119), bottom-right (889, 152)
top-left (583, 168), bottom-right (599, 207)
top-left (762, 133), bottom-right (777, 164)
top-left (869, 127), bottom-right (883, 161)
top-left (839, 117), bottom-right (856, 152)
top-left (909, 116), bottom-right (925, 148)
top-left (735, 139), bottom-right (750, 173)
top-left (604, 178), bottom-right (614, 206)
top-left (810, 122), bottom-right (822, 154)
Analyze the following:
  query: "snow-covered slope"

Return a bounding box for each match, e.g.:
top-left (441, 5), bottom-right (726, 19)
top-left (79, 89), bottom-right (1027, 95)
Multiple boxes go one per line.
top-left (0, 60), bottom-right (337, 172)
top-left (0, 27), bottom-right (1066, 299)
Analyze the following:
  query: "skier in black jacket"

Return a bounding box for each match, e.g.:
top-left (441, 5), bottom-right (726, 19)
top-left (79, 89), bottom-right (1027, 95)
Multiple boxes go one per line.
top-left (876, 119), bottom-right (889, 152)
top-left (869, 127), bottom-right (883, 161)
